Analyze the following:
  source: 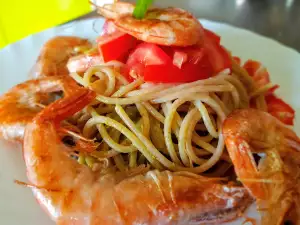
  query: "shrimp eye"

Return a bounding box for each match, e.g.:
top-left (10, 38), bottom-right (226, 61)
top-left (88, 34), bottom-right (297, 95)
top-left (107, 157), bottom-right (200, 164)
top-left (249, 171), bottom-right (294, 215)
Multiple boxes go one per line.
top-left (62, 136), bottom-right (76, 147)
top-left (284, 220), bottom-right (294, 225)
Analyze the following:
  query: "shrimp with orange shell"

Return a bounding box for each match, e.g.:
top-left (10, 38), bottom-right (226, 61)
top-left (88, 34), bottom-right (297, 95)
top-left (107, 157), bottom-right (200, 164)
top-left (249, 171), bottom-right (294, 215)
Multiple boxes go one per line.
top-left (23, 88), bottom-right (253, 225)
top-left (96, 2), bottom-right (204, 46)
top-left (31, 36), bottom-right (92, 78)
top-left (0, 76), bottom-right (99, 154)
top-left (223, 108), bottom-right (300, 225)
top-left (66, 2), bottom-right (205, 73)
top-left (0, 76), bottom-right (79, 141)
top-left (0, 1), bottom-right (299, 224)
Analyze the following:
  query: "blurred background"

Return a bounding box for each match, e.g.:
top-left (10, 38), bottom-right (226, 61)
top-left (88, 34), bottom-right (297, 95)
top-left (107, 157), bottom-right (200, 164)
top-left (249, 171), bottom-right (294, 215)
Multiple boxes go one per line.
top-left (0, 0), bottom-right (300, 51)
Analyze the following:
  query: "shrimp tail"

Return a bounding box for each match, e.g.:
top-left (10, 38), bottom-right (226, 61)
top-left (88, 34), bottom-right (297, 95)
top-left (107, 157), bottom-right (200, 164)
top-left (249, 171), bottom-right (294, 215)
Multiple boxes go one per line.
top-left (224, 136), bottom-right (268, 200)
top-left (35, 89), bottom-right (96, 125)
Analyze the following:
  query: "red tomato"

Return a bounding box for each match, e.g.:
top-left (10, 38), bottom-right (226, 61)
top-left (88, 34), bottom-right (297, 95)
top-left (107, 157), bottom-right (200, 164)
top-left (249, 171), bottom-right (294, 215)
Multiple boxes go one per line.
top-left (173, 51), bottom-right (188, 68)
top-left (97, 30), bottom-right (138, 62)
top-left (172, 46), bottom-right (206, 64)
top-left (144, 61), bottom-right (211, 83)
top-left (127, 43), bottom-right (171, 66)
top-left (243, 60), bottom-right (280, 95)
top-left (243, 60), bottom-right (270, 87)
top-left (126, 43), bottom-right (172, 77)
top-left (268, 84), bottom-right (280, 94)
top-left (143, 65), bottom-right (180, 83)
top-left (127, 43), bottom-right (212, 83)
top-left (170, 46), bottom-right (212, 71)
top-left (266, 95), bottom-right (295, 125)
top-left (177, 46), bottom-right (213, 77)
top-left (119, 65), bottom-right (134, 82)
top-left (204, 29), bottom-right (221, 44)
top-left (202, 32), bottom-right (232, 73)
top-left (233, 56), bottom-right (241, 65)
top-left (161, 45), bottom-right (205, 65)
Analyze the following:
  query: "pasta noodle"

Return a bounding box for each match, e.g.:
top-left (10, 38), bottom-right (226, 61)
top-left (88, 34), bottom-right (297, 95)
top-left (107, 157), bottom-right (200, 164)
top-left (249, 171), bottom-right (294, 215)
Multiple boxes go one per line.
top-left (68, 62), bottom-right (263, 176)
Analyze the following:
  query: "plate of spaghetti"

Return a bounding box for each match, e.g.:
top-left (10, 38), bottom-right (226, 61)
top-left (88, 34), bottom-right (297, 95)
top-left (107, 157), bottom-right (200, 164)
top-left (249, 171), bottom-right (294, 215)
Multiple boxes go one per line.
top-left (0, 1), bottom-right (300, 225)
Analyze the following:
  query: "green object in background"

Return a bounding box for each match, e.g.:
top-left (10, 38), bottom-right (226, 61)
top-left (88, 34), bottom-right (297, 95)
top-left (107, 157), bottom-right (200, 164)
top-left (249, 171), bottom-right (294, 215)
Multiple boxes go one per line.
top-left (133, 0), bottom-right (153, 19)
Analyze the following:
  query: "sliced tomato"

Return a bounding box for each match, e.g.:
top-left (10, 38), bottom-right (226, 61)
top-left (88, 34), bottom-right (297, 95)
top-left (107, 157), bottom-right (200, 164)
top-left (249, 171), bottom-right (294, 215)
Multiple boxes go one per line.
top-left (97, 30), bottom-right (138, 63)
top-left (119, 65), bottom-right (134, 82)
top-left (127, 43), bottom-right (213, 83)
top-left (172, 46), bottom-right (205, 64)
top-left (204, 29), bottom-right (221, 44)
top-left (268, 84), bottom-right (280, 94)
top-left (143, 65), bottom-right (181, 83)
top-left (243, 60), bottom-right (270, 87)
top-left (243, 60), bottom-right (280, 95)
top-left (126, 43), bottom-right (171, 76)
top-left (170, 46), bottom-right (212, 70)
top-left (202, 32), bottom-right (232, 74)
top-left (144, 61), bottom-right (211, 83)
top-left (233, 56), bottom-right (241, 66)
top-left (266, 95), bottom-right (295, 125)
top-left (173, 51), bottom-right (188, 68)
top-left (204, 42), bottom-right (231, 73)
top-left (177, 46), bottom-right (213, 77)
top-left (127, 43), bottom-right (171, 66)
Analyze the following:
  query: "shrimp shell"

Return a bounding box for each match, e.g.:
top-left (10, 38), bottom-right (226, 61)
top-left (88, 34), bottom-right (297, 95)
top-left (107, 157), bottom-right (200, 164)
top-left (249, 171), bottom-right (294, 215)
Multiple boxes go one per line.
top-left (23, 89), bottom-right (253, 225)
top-left (223, 108), bottom-right (300, 225)
top-left (30, 36), bottom-right (91, 78)
top-left (0, 76), bottom-right (82, 142)
top-left (97, 3), bottom-right (203, 46)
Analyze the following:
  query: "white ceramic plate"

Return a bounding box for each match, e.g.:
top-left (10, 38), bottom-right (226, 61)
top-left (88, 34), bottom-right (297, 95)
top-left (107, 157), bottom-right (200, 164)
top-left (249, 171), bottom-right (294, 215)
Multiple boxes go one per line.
top-left (0, 18), bottom-right (299, 225)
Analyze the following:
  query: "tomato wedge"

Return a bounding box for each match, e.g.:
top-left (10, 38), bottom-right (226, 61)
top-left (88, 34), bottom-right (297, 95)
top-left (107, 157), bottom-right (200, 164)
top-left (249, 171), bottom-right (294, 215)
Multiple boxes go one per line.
top-left (126, 43), bottom-right (172, 78)
top-left (126, 43), bottom-right (213, 83)
top-left (172, 46), bottom-right (213, 80)
top-left (203, 38), bottom-right (231, 73)
top-left (127, 43), bottom-right (171, 66)
top-left (204, 29), bottom-right (221, 44)
top-left (233, 56), bottom-right (241, 65)
top-left (243, 60), bottom-right (270, 87)
top-left (243, 60), bottom-right (279, 94)
top-left (97, 29), bottom-right (138, 63)
top-left (268, 84), bottom-right (280, 94)
top-left (125, 28), bottom-right (232, 83)
top-left (266, 95), bottom-right (295, 125)
top-left (201, 30), bottom-right (232, 74)
top-left (173, 51), bottom-right (188, 68)
top-left (144, 61), bottom-right (211, 83)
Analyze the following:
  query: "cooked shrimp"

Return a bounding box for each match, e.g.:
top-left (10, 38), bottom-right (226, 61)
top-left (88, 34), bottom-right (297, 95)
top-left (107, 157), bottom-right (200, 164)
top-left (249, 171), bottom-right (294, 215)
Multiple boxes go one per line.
top-left (67, 54), bottom-right (102, 73)
top-left (0, 76), bottom-right (81, 142)
top-left (96, 2), bottom-right (203, 46)
top-left (23, 90), bottom-right (253, 225)
top-left (223, 109), bottom-right (300, 225)
top-left (31, 36), bottom-right (92, 78)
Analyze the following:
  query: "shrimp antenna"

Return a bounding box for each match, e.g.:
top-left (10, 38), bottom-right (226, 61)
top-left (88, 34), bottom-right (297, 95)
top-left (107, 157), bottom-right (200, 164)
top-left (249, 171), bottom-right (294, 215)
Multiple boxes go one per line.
top-left (14, 180), bottom-right (60, 192)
